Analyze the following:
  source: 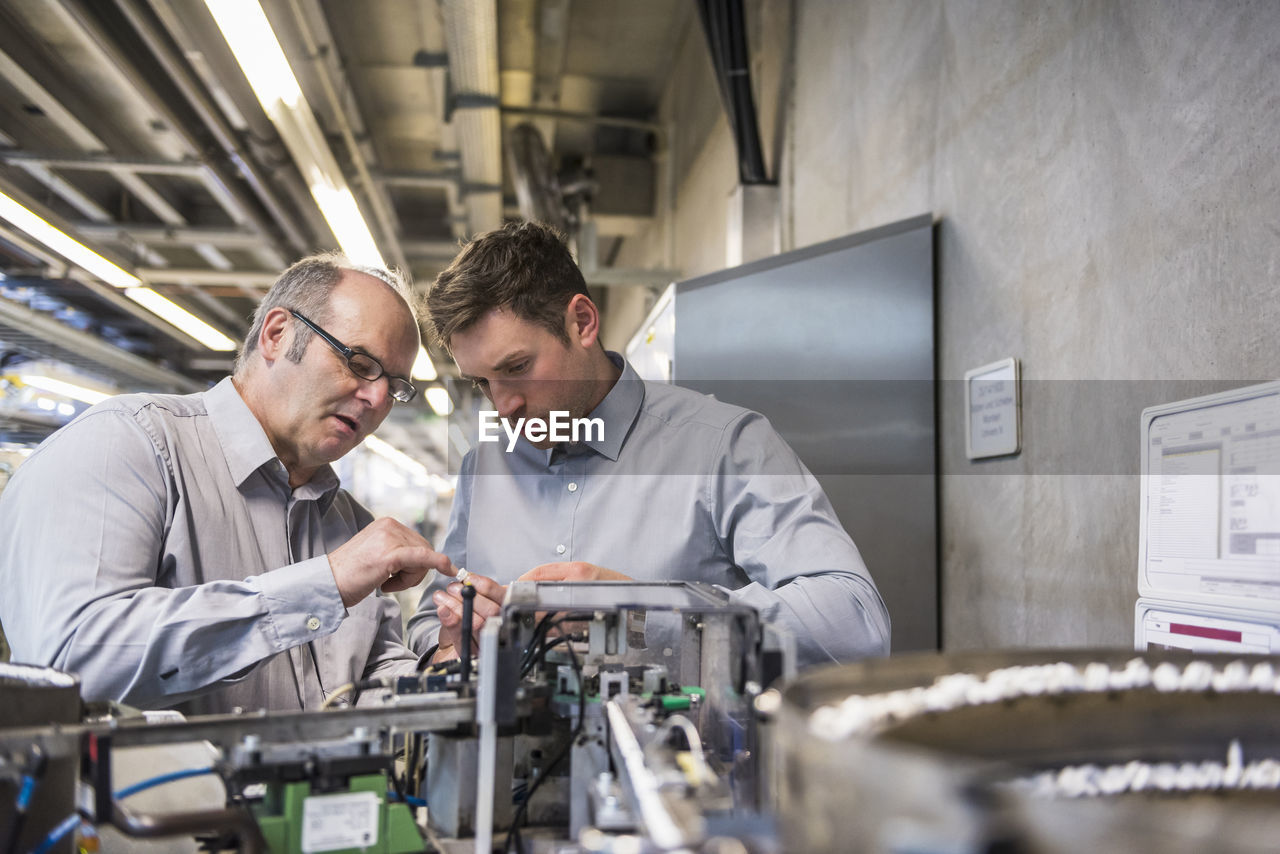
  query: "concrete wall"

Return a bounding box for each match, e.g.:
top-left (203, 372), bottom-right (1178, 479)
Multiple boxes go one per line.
top-left (611, 0), bottom-right (1280, 650)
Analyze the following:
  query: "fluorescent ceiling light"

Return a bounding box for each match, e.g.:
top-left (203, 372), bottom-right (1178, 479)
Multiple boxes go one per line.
top-left (124, 287), bottom-right (237, 351)
top-left (362, 434), bottom-right (428, 477)
top-left (308, 182), bottom-right (385, 268)
top-left (425, 386), bottom-right (452, 416)
top-left (205, 0), bottom-right (386, 268)
top-left (0, 191), bottom-right (234, 350)
top-left (20, 374), bottom-right (111, 405)
top-left (412, 346), bottom-right (438, 382)
top-left (202, 0), bottom-right (302, 110)
top-left (0, 191), bottom-right (140, 289)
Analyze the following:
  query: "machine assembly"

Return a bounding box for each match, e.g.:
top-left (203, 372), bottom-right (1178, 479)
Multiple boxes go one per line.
top-left (5, 589), bottom-right (1280, 853)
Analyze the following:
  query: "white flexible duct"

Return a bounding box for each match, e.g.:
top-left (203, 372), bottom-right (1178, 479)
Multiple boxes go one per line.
top-left (441, 0), bottom-right (503, 235)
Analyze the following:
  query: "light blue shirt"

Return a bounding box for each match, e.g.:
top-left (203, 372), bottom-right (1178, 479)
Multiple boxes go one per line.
top-left (407, 355), bottom-right (890, 667)
top-left (0, 377), bottom-right (416, 713)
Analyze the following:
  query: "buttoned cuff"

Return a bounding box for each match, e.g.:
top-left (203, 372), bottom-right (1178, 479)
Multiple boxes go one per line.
top-left (254, 555), bottom-right (346, 651)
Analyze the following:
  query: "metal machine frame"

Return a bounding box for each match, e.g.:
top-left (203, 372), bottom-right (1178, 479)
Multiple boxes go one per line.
top-left (0, 581), bottom-right (792, 853)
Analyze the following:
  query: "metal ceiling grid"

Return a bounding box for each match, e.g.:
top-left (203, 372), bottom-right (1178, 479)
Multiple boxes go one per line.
top-left (0, 0), bottom-right (691, 430)
top-left (0, 294), bottom-right (200, 393)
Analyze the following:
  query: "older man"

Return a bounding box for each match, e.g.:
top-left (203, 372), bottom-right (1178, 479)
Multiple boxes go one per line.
top-left (408, 222), bottom-right (890, 668)
top-left (0, 253), bottom-right (454, 713)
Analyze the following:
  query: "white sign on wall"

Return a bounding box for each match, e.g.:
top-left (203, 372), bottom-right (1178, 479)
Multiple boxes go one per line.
top-left (965, 357), bottom-right (1021, 460)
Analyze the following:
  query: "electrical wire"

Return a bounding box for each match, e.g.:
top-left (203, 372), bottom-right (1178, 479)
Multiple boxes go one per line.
top-left (520, 631), bottom-right (586, 679)
top-left (651, 715), bottom-right (713, 786)
top-left (28, 813), bottom-right (80, 854)
top-left (4, 746), bottom-right (46, 854)
top-left (518, 613), bottom-right (588, 677)
top-left (30, 766), bottom-right (218, 854)
top-left (387, 790), bottom-right (427, 809)
top-left (320, 675), bottom-right (403, 710)
top-left (506, 638), bottom-right (584, 853)
top-left (518, 612), bottom-right (561, 674)
top-left (114, 766), bottom-right (218, 800)
top-left (2, 774), bottom-right (37, 854)
top-left (320, 682), bottom-right (358, 710)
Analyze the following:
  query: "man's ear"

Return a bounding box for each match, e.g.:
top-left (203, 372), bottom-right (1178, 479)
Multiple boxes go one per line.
top-left (258, 308), bottom-right (293, 363)
top-left (565, 294), bottom-right (601, 349)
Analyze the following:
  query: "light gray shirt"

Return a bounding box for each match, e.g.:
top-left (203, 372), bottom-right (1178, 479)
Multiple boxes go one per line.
top-left (0, 377), bottom-right (416, 714)
top-left (407, 355), bottom-right (890, 667)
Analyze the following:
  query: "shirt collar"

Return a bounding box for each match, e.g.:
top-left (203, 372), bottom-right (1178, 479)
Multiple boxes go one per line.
top-left (536, 351), bottom-right (642, 464)
top-left (206, 377), bottom-right (342, 506)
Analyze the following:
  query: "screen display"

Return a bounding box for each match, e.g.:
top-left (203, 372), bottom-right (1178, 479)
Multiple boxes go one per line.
top-left (1144, 387), bottom-right (1280, 601)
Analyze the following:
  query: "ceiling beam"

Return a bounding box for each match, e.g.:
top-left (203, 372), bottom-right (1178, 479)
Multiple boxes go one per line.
top-left (135, 268), bottom-right (278, 288)
top-left (71, 223), bottom-right (275, 251)
top-left (0, 295), bottom-right (201, 393)
top-left (0, 151), bottom-right (206, 176)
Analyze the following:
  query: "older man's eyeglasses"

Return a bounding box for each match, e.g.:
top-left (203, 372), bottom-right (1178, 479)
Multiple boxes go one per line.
top-left (289, 310), bottom-right (417, 403)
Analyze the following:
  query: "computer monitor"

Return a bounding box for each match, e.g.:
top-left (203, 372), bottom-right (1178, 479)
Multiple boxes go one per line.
top-left (1139, 381), bottom-right (1280, 610)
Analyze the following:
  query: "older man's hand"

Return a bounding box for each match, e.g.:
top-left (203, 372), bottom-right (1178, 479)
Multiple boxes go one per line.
top-left (328, 518), bottom-right (454, 609)
top-left (429, 571), bottom-right (507, 662)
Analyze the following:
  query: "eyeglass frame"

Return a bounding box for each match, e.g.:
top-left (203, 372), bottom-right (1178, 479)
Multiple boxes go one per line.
top-left (288, 309), bottom-right (418, 403)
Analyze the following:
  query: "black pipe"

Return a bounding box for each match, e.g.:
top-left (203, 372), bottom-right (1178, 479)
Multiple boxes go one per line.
top-left (75, 0), bottom-right (311, 255)
top-left (111, 802), bottom-right (266, 853)
top-left (696, 0), bottom-right (769, 185)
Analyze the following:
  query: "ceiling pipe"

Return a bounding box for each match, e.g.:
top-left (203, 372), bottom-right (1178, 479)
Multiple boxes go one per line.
top-left (100, 0), bottom-right (311, 256)
top-left (440, 0), bottom-right (504, 236)
top-left (500, 106), bottom-right (665, 138)
top-left (507, 123), bottom-right (571, 234)
top-left (695, 0), bottom-right (769, 185)
top-left (282, 0), bottom-right (408, 272)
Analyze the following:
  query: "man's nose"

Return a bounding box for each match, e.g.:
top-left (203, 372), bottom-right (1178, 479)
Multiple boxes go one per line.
top-left (355, 375), bottom-right (393, 410)
top-left (490, 382), bottom-right (524, 419)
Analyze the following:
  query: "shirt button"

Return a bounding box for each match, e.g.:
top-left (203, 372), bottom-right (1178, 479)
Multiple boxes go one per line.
top-left (556, 544), bottom-right (566, 555)
top-left (306, 616), bottom-right (321, 631)
top-left (567, 482), bottom-right (578, 493)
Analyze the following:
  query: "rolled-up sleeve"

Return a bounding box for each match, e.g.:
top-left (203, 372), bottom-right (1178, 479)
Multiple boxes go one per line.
top-left (711, 412), bottom-right (891, 666)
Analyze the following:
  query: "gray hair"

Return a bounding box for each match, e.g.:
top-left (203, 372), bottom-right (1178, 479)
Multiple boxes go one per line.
top-left (234, 252), bottom-right (418, 375)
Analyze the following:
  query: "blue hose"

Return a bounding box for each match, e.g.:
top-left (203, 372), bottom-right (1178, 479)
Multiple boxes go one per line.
top-left (28, 814), bottom-right (79, 854)
top-left (113, 766), bottom-right (216, 800)
top-left (27, 766), bottom-right (218, 854)
top-left (388, 791), bottom-right (426, 808)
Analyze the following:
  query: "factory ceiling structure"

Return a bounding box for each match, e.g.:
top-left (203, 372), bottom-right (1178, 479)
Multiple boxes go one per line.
top-left (0, 0), bottom-right (692, 446)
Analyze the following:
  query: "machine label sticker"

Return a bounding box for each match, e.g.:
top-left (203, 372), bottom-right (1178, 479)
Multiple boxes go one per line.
top-left (300, 790), bottom-right (379, 852)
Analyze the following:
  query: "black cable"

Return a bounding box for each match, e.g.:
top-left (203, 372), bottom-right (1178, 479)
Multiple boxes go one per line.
top-left (3, 746), bottom-right (47, 854)
top-left (519, 632), bottom-right (586, 679)
top-left (2, 779), bottom-right (31, 854)
top-left (387, 765), bottom-right (419, 816)
top-left (518, 612), bottom-right (561, 673)
top-left (518, 612), bottom-right (590, 676)
top-left (406, 733), bottom-right (423, 796)
top-left (505, 640), bottom-right (584, 854)
top-left (308, 641), bottom-right (329, 705)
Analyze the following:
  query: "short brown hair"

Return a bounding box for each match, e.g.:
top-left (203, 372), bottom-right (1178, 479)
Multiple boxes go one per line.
top-left (426, 221), bottom-right (588, 349)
